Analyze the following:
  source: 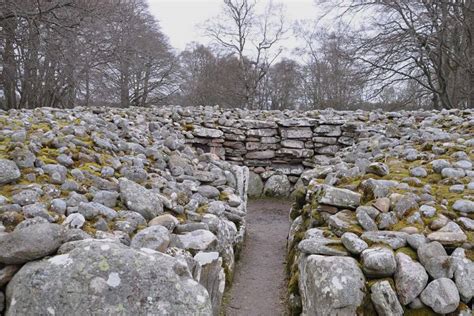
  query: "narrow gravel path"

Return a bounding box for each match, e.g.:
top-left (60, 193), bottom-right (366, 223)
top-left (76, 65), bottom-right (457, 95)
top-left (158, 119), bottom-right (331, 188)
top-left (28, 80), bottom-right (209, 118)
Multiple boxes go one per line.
top-left (224, 199), bottom-right (292, 316)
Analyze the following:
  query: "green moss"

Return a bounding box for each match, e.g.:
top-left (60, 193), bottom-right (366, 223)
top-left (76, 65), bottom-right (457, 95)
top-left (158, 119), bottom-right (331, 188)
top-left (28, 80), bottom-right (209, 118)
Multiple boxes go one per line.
top-left (37, 147), bottom-right (59, 164)
top-left (77, 162), bottom-right (102, 176)
top-left (219, 191), bottom-right (229, 202)
top-left (293, 187), bottom-right (307, 211)
top-left (396, 247), bottom-right (418, 261)
top-left (182, 123), bottom-right (194, 131)
top-left (366, 277), bottom-right (395, 290)
top-left (175, 213), bottom-right (187, 223)
top-left (404, 307), bottom-right (437, 316)
top-left (98, 258), bottom-right (110, 271)
top-left (288, 271), bottom-right (299, 295)
top-left (196, 204), bottom-right (209, 214)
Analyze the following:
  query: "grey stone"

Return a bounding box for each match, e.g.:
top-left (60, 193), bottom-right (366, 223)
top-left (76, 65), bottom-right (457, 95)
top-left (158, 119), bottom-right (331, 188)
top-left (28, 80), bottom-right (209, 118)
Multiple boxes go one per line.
top-left (0, 159), bottom-right (20, 185)
top-left (0, 223), bottom-right (65, 264)
top-left (420, 278), bottom-right (460, 314)
top-left (454, 258), bottom-right (474, 303)
top-left (5, 240), bottom-right (212, 315)
top-left (172, 229), bottom-right (217, 251)
top-left (247, 171), bottom-right (264, 198)
top-left (12, 190), bottom-right (39, 206)
top-left (419, 205), bottom-right (436, 217)
top-left (356, 208), bottom-right (378, 231)
top-left (63, 213), bottom-right (85, 229)
top-left (418, 241), bottom-right (447, 267)
top-left (393, 195), bottom-right (418, 218)
top-left (441, 167), bottom-right (466, 179)
top-left (194, 126), bottom-right (223, 138)
top-left (361, 247), bottom-right (397, 277)
top-left (130, 225), bottom-right (170, 252)
top-left (119, 178), bottom-right (163, 220)
top-left (317, 185), bottom-right (361, 209)
top-left (92, 191), bottom-right (119, 208)
top-left (410, 166), bottom-right (427, 177)
top-left (406, 234), bottom-right (427, 250)
top-left (361, 231), bottom-right (408, 249)
top-left (298, 238), bottom-right (349, 256)
top-left (50, 199), bottom-right (67, 215)
top-left (23, 203), bottom-right (52, 221)
top-left (194, 251), bottom-right (225, 316)
top-left (377, 212), bottom-right (399, 229)
top-left (424, 255), bottom-right (455, 279)
top-left (298, 255), bottom-right (365, 316)
top-left (454, 160), bottom-right (472, 170)
top-left (431, 159), bottom-right (451, 173)
top-left (263, 174), bottom-right (291, 197)
top-left (77, 202), bottom-right (117, 220)
top-left (453, 199), bottom-right (474, 213)
top-left (149, 214), bottom-right (180, 231)
top-left (341, 232), bottom-right (368, 255)
top-left (366, 162), bottom-right (390, 176)
top-left (197, 185), bottom-right (220, 199)
top-left (394, 253), bottom-right (429, 305)
top-left (370, 280), bottom-right (404, 316)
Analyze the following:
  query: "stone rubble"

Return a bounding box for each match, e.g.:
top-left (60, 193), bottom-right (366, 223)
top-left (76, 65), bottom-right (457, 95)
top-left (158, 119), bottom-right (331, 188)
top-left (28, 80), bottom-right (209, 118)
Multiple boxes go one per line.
top-left (287, 108), bottom-right (474, 315)
top-left (0, 105), bottom-right (473, 315)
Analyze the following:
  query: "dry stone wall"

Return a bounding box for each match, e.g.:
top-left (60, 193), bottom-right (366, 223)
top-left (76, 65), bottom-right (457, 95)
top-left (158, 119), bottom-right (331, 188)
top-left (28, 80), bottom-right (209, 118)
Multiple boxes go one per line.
top-left (172, 106), bottom-right (361, 197)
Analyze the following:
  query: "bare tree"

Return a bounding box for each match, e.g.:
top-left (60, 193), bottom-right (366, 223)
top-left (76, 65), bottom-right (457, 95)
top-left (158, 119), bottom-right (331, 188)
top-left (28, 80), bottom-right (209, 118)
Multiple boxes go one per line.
top-left (0, 0), bottom-right (177, 109)
top-left (205, 0), bottom-right (286, 109)
top-left (294, 22), bottom-right (368, 109)
top-left (321, 0), bottom-right (474, 109)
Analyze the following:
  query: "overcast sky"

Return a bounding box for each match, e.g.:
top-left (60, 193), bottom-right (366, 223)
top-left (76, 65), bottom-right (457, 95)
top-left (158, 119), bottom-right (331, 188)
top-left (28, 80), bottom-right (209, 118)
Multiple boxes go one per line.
top-left (147, 0), bottom-right (319, 53)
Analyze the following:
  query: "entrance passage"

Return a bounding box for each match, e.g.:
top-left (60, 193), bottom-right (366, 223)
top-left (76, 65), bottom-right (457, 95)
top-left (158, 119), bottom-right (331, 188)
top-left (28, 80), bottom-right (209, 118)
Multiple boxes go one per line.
top-left (225, 199), bottom-right (292, 316)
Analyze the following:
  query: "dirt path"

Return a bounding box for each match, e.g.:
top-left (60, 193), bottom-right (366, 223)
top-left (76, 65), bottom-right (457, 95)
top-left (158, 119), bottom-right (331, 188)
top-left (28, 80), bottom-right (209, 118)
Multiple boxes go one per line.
top-left (224, 199), bottom-right (292, 316)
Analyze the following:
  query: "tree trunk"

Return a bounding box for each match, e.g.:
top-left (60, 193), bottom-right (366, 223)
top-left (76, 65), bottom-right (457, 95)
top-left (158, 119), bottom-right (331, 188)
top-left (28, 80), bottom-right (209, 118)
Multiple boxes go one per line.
top-left (2, 14), bottom-right (17, 109)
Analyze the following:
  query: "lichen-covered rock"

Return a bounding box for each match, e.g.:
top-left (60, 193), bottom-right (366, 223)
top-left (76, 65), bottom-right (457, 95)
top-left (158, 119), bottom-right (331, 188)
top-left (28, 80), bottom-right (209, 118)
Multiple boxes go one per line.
top-left (119, 178), bottom-right (163, 220)
top-left (0, 159), bottom-right (21, 185)
top-left (341, 232), bottom-right (368, 255)
top-left (247, 171), bottom-right (264, 198)
top-left (317, 185), bottom-right (361, 209)
top-left (394, 253), bottom-right (428, 305)
top-left (5, 240), bottom-right (212, 315)
top-left (370, 280), bottom-right (403, 316)
top-left (263, 174), bottom-right (291, 197)
top-left (0, 223), bottom-right (65, 265)
top-left (298, 255), bottom-right (365, 315)
top-left (130, 225), bottom-right (170, 252)
top-left (361, 247), bottom-right (397, 277)
top-left (420, 278), bottom-right (460, 314)
top-left (172, 229), bottom-right (217, 251)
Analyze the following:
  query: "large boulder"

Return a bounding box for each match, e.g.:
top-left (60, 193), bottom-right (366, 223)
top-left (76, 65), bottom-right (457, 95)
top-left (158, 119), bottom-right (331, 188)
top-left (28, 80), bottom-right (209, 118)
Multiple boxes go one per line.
top-left (0, 223), bottom-right (65, 265)
top-left (299, 255), bottom-right (365, 315)
top-left (263, 174), bottom-right (291, 197)
top-left (5, 240), bottom-right (212, 315)
top-left (119, 178), bottom-right (163, 220)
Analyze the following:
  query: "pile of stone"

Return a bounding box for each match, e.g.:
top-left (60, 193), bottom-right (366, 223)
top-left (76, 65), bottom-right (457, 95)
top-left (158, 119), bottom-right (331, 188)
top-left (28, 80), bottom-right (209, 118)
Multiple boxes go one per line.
top-left (0, 106), bottom-right (249, 315)
top-left (287, 108), bottom-right (474, 315)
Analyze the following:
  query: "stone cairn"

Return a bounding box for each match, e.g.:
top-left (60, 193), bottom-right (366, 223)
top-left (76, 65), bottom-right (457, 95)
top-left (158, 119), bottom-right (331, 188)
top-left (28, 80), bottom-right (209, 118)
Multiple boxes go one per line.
top-left (0, 105), bottom-right (472, 315)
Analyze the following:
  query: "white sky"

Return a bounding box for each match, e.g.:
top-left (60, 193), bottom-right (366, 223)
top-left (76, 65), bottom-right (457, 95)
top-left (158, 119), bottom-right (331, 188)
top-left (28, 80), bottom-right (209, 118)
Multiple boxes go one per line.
top-left (147, 0), bottom-right (320, 54)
